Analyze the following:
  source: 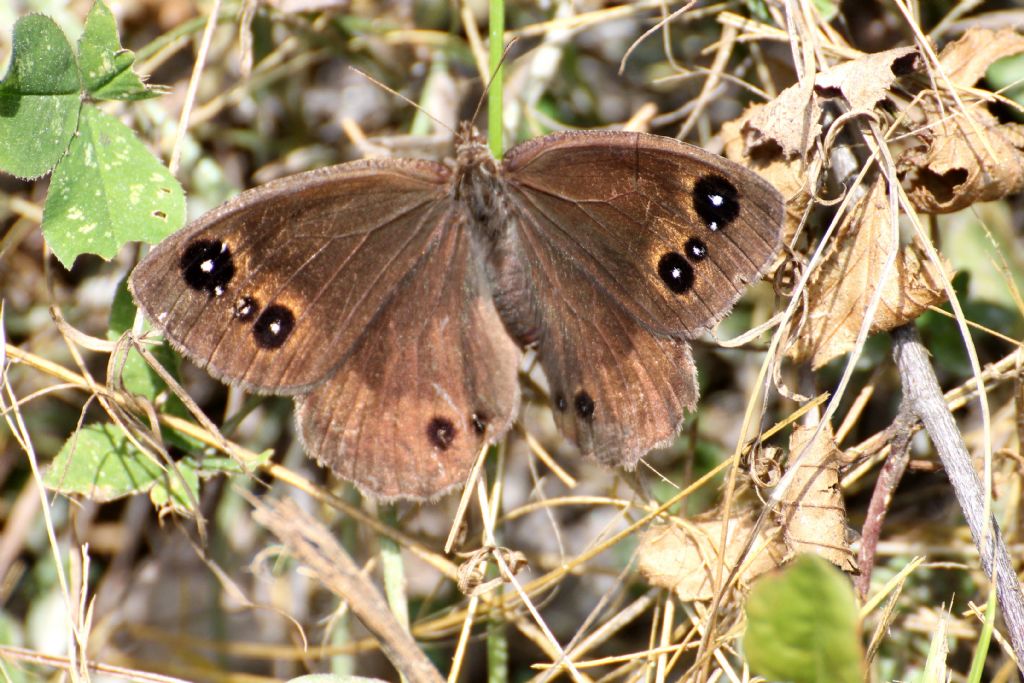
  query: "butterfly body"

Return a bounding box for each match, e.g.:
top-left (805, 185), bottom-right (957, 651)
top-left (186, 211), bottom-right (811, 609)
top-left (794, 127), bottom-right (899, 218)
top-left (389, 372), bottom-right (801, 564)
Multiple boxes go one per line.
top-left (130, 127), bottom-right (784, 500)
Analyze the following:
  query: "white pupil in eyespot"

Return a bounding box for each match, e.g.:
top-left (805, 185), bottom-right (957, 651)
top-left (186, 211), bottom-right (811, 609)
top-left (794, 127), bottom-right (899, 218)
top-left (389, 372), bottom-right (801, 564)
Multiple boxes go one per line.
top-left (201, 259), bottom-right (214, 272)
top-left (708, 194), bottom-right (724, 207)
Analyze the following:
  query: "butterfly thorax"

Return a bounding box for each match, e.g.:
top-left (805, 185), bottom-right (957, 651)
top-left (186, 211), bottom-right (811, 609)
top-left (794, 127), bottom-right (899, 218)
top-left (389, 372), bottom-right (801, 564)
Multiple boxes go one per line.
top-left (452, 127), bottom-right (508, 241)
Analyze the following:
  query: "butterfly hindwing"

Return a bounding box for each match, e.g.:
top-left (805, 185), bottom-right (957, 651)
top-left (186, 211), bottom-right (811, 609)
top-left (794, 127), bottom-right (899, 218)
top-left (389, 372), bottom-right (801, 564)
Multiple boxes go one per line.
top-left (295, 213), bottom-right (521, 500)
top-left (513, 227), bottom-right (697, 465)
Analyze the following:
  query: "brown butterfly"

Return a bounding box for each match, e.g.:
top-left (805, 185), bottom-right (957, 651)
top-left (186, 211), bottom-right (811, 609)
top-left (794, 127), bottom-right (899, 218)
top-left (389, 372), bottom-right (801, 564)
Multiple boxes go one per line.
top-left (129, 124), bottom-right (784, 500)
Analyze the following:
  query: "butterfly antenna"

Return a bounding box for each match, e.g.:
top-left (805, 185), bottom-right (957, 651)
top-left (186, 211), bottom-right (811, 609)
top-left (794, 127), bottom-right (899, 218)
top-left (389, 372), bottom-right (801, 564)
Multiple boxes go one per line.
top-left (469, 37), bottom-right (519, 128)
top-left (348, 66), bottom-right (454, 136)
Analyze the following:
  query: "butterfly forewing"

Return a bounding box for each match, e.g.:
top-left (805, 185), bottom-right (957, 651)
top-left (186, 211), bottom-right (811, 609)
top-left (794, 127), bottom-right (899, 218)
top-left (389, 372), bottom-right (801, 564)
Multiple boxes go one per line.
top-left (130, 160), bottom-right (454, 393)
top-left (501, 131), bottom-right (784, 337)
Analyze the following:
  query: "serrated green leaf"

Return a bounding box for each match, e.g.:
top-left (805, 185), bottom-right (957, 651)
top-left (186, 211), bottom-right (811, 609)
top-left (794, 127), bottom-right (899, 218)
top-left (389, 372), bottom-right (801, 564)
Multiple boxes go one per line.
top-left (41, 105), bottom-right (184, 267)
top-left (46, 422), bottom-right (199, 513)
top-left (0, 14), bottom-right (81, 179)
top-left (44, 422), bottom-right (165, 502)
top-left (744, 554), bottom-right (864, 683)
top-left (78, 0), bottom-right (161, 100)
top-left (108, 273), bottom-right (206, 453)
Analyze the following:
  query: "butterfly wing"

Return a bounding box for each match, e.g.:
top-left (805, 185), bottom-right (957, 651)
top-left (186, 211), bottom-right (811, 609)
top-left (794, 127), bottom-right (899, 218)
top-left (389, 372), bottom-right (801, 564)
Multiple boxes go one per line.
top-left (295, 212), bottom-right (521, 500)
top-left (511, 238), bottom-right (698, 464)
top-left (496, 131), bottom-right (783, 464)
top-left (130, 159), bottom-right (458, 393)
top-left (501, 131), bottom-right (784, 337)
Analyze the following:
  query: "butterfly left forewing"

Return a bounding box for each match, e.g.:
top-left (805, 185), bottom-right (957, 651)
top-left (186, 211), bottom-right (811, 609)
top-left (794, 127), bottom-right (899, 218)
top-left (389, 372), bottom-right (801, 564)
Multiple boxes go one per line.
top-left (501, 131), bottom-right (784, 338)
top-left (130, 160), bottom-right (454, 394)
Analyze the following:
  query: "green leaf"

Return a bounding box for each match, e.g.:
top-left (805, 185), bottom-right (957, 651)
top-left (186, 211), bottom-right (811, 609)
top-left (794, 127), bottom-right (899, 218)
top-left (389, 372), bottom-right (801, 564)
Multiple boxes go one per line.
top-left (193, 449), bottom-right (274, 475)
top-left (0, 13), bottom-right (81, 179)
top-left (41, 105), bottom-right (184, 267)
top-left (78, 0), bottom-right (163, 100)
top-left (45, 422), bottom-right (200, 513)
top-left (148, 456), bottom-right (199, 512)
top-left (108, 273), bottom-right (210, 455)
top-left (744, 554), bottom-right (864, 683)
top-left (987, 53), bottom-right (1024, 121)
top-left (45, 422), bottom-right (166, 502)
top-left (107, 272), bottom-right (188, 401)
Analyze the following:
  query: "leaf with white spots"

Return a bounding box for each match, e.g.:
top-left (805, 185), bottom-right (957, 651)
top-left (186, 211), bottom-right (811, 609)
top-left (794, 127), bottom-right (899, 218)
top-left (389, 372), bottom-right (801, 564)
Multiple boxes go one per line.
top-left (78, 0), bottom-right (164, 100)
top-left (44, 422), bottom-right (167, 503)
top-left (0, 13), bottom-right (81, 179)
top-left (42, 105), bottom-right (184, 267)
top-left (44, 423), bottom-right (263, 512)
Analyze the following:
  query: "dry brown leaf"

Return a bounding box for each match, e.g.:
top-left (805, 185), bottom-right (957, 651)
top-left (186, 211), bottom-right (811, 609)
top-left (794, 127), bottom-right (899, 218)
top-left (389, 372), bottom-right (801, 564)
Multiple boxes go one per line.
top-left (814, 46), bottom-right (921, 112)
top-left (743, 78), bottom-right (822, 159)
top-left (936, 27), bottom-right (1024, 88)
top-left (779, 422), bottom-right (857, 572)
top-left (788, 178), bottom-right (951, 369)
top-left (637, 512), bottom-right (786, 602)
top-left (741, 46), bottom-right (920, 160)
top-left (722, 108), bottom-right (808, 246)
top-left (901, 114), bottom-right (1024, 212)
top-left (900, 28), bottom-right (1024, 213)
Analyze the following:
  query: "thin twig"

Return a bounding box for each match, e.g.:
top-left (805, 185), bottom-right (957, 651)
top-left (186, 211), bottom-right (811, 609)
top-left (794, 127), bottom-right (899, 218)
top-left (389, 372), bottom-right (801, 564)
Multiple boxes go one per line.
top-left (891, 323), bottom-right (1024, 672)
top-left (249, 495), bottom-right (445, 683)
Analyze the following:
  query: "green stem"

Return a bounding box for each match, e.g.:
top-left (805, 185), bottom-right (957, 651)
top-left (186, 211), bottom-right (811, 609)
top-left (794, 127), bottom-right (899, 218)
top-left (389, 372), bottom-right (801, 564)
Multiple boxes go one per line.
top-left (487, 0), bottom-right (505, 158)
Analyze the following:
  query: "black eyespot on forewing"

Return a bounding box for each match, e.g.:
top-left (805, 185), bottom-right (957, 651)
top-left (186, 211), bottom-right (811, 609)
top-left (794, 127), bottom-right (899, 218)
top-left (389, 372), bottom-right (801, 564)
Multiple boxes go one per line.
top-left (252, 304), bottom-right (295, 349)
top-left (180, 239), bottom-right (235, 296)
top-left (427, 417), bottom-right (457, 450)
top-left (693, 175), bottom-right (739, 232)
top-left (685, 237), bottom-right (708, 262)
top-left (658, 252), bottom-right (694, 294)
top-left (233, 296), bottom-right (259, 322)
top-left (574, 391), bottom-right (595, 421)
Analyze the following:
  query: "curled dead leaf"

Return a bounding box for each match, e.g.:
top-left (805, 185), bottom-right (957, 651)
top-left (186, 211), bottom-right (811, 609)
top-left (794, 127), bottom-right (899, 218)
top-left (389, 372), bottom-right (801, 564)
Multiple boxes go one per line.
top-left (935, 27), bottom-right (1024, 89)
top-left (788, 178), bottom-right (951, 369)
top-left (723, 106), bottom-right (809, 247)
top-left (814, 46), bottom-right (921, 112)
top-left (780, 422), bottom-right (857, 572)
top-left (740, 46), bottom-right (920, 161)
top-left (637, 512), bottom-right (786, 602)
top-left (901, 109), bottom-right (1024, 213)
top-left (743, 79), bottom-right (822, 160)
top-left (900, 28), bottom-right (1024, 213)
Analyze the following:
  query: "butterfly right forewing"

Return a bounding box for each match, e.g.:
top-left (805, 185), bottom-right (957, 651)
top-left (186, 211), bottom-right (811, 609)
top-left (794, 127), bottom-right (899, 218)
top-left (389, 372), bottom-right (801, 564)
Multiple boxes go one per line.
top-left (130, 160), bottom-right (456, 394)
